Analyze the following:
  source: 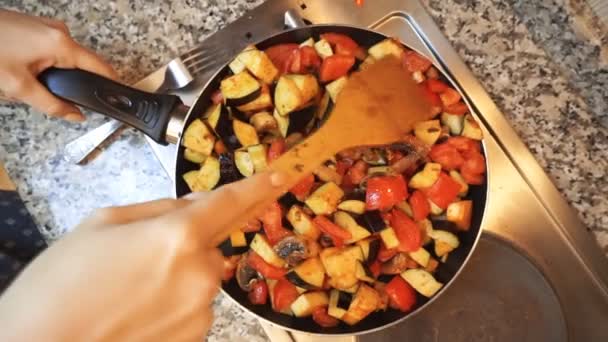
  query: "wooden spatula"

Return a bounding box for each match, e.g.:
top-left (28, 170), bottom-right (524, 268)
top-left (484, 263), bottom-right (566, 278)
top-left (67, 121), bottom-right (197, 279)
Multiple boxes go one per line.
top-left (211, 56), bottom-right (435, 246)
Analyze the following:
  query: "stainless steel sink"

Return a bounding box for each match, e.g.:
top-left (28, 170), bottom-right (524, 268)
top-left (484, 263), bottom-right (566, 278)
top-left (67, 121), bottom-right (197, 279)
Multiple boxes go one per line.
top-left (135, 1), bottom-right (608, 340)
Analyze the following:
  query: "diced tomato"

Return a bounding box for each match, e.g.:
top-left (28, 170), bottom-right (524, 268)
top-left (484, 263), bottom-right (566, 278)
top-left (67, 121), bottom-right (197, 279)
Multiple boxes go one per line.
top-left (261, 202), bottom-right (292, 245)
top-left (265, 44), bottom-right (299, 72)
top-left (290, 173), bottom-right (315, 201)
top-left (320, 32), bottom-right (360, 57)
top-left (385, 275), bottom-right (417, 312)
top-left (444, 102), bottom-right (469, 115)
top-left (369, 260), bottom-right (382, 278)
top-left (267, 138), bottom-right (286, 163)
top-left (241, 218), bottom-right (262, 233)
top-left (312, 307), bottom-right (340, 327)
top-left (248, 252), bottom-right (286, 279)
top-left (408, 190), bottom-right (430, 222)
top-left (420, 82), bottom-right (443, 110)
top-left (319, 55), bottom-right (355, 83)
top-left (422, 172), bottom-right (462, 209)
top-left (390, 209), bottom-right (422, 252)
top-left (222, 255), bottom-right (240, 281)
top-left (211, 89), bottom-right (224, 104)
top-left (462, 150), bottom-right (486, 175)
top-left (365, 175), bottom-right (408, 211)
top-left (347, 160), bottom-right (368, 185)
top-left (446, 136), bottom-right (481, 153)
top-left (336, 159), bottom-right (354, 177)
top-left (426, 79), bottom-right (449, 93)
top-left (429, 143), bottom-right (465, 171)
top-left (439, 88), bottom-right (461, 107)
top-left (380, 211), bottom-right (393, 224)
top-left (377, 244), bottom-right (398, 262)
top-left (273, 279), bottom-right (300, 311)
top-left (285, 48), bottom-right (302, 74)
top-left (402, 50), bottom-right (432, 73)
top-left (313, 216), bottom-right (352, 247)
top-left (299, 46), bottom-right (321, 73)
top-left (461, 168), bottom-right (485, 185)
top-left (214, 140), bottom-right (227, 155)
top-left (248, 279), bottom-right (269, 305)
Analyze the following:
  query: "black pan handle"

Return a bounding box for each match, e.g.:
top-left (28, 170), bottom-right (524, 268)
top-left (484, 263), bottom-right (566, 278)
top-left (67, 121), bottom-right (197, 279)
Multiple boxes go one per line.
top-left (39, 67), bottom-right (181, 144)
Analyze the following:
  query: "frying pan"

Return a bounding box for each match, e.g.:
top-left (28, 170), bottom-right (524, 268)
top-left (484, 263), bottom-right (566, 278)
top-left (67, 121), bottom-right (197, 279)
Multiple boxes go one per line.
top-left (39, 24), bottom-right (487, 335)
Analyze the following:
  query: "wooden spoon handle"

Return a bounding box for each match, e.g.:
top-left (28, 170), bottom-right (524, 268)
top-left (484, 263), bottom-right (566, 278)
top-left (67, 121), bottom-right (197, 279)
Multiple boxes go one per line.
top-left (210, 127), bottom-right (341, 246)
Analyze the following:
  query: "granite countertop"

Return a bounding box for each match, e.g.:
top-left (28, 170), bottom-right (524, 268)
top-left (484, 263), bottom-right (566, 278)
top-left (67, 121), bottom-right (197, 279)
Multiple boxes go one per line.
top-left (0, 0), bottom-right (606, 341)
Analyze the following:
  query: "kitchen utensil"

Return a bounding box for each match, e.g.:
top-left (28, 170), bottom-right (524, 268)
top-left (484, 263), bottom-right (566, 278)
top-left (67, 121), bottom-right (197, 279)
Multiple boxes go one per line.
top-left (38, 24), bottom-right (487, 335)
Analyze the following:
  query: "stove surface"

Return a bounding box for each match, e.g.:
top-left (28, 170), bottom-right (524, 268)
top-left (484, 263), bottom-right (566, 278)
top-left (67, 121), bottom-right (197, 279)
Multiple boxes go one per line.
top-left (137, 1), bottom-right (608, 340)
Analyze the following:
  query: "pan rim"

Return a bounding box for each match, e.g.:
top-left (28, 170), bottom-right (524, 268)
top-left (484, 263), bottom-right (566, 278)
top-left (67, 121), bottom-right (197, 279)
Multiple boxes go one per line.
top-left (172, 23), bottom-right (489, 336)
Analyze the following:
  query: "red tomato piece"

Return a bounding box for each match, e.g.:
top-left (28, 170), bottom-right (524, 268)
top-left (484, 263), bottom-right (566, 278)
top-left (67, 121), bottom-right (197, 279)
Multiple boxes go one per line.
top-left (390, 209), bottom-right (422, 252)
top-left (429, 143), bottom-right (465, 171)
top-left (462, 150), bottom-right (486, 175)
top-left (285, 48), bottom-right (302, 74)
top-left (377, 244), bottom-right (398, 262)
top-left (313, 216), bottom-right (352, 247)
top-left (248, 280), bottom-right (269, 305)
top-left (444, 102), bottom-right (469, 115)
top-left (365, 175), bottom-right (408, 211)
top-left (426, 79), bottom-right (449, 93)
top-left (446, 136), bottom-right (481, 153)
top-left (439, 88), bottom-right (461, 107)
top-left (385, 275), bottom-right (417, 312)
top-left (267, 138), bottom-right (286, 163)
top-left (260, 202), bottom-right (292, 245)
top-left (347, 160), bottom-right (368, 185)
top-left (211, 89), bottom-right (224, 104)
top-left (265, 44), bottom-right (299, 72)
top-left (299, 46), bottom-right (321, 73)
top-left (312, 307), bottom-right (340, 327)
top-left (419, 83), bottom-right (443, 115)
top-left (214, 140), bottom-right (227, 155)
top-left (273, 279), bottom-right (300, 312)
top-left (422, 172), bottom-right (462, 209)
top-left (402, 50), bottom-right (432, 73)
top-left (320, 55), bottom-right (355, 83)
top-left (461, 168), bottom-right (485, 185)
top-left (369, 260), bottom-right (382, 278)
top-left (248, 252), bottom-right (286, 279)
top-left (336, 159), bottom-right (353, 177)
top-left (408, 190), bottom-right (430, 222)
top-left (320, 32), bottom-right (360, 57)
top-left (290, 173), bottom-right (315, 201)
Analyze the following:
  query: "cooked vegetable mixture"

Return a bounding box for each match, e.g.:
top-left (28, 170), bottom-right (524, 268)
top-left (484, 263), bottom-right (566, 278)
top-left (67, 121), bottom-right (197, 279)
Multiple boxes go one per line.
top-left (181, 33), bottom-right (486, 327)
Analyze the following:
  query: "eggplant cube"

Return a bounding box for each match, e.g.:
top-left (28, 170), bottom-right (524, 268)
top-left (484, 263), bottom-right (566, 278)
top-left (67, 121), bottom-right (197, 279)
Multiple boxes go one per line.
top-left (408, 247), bottom-right (430, 267)
top-left (220, 71), bottom-right (262, 107)
top-left (287, 205), bottom-right (321, 240)
top-left (290, 291), bottom-right (329, 317)
top-left (320, 246), bottom-right (364, 290)
top-left (441, 112), bottom-right (464, 135)
top-left (250, 234), bottom-right (284, 268)
top-left (184, 148), bottom-right (207, 164)
top-left (325, 76), bottom-right (348, 103)
top-left (232, 119), bottom-right (260, 147)
top-left (334, 211), bottom-right (371, 244)
top-left (328, 289), bottom-right (348, 319)
top-left (182, 119), bottom-right (215, 156)
top-left (182, 170), bottom-right (200, 192)
top-left (292, 257), bottom-right (326, 288)
top-left (379, 227), bottom-right (400, 250)
top-left (341, 284), bottom-right (381, 325)
top-left (305, 182), bottom-right (344, 215)
top-left (286, 74), bottom-right (319, 105)
top-left (234, 150), bottom-right (255, 177)
top-left (461, 114), bottom-right (483, 140)
top-left (314, 39), bottom-right (334, 58)
top-left (401, 269), bottom-right (443, 298)
top-left (275, 76), bottom-right (303, 115)
top-left (273, 109), bottom-right (290, 137)
top-left (237, 49), bottom-right (279, 85)
top-left (196, 156), bottom-right (221, 191)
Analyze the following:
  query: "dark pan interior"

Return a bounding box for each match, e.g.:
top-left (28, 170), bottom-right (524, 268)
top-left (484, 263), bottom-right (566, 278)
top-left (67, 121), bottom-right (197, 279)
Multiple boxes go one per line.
top-left (174, 25), bottom-right (487, 335)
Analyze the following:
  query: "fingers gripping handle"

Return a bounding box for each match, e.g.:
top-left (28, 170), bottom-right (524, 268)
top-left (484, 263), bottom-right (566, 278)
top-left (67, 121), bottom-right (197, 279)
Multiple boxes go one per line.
top-left (39, 68), bottom-right (180, 144)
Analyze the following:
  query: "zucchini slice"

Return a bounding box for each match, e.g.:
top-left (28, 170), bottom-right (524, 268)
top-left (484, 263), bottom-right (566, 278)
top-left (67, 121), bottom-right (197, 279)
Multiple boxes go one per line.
top-left (304, 181), bottom-right (344, 215)
top-left (334, 211), bottom-right (371, 244)
top-left (286, 205), bottom-right (321, 240)
top-left (184, 148), bottom-right (207, 164)
top-left (237, 49), bottom-right (279, 84)
top-left (204, 103), bottom-right (222, 130)
top-left (408, 247), bottom-right (431, 267)
top-left (220, 71), bottom-right (262, 106)
top-left (314, 39), bottom-right (334, 58)
top-left (236, 84), bottom-right (273, 112)
top-left (275, 75), bottom-right (303, 115)
top-left (441, 112), bottom-right (464, 135)
top-left (341, 284), bottom-right (381, 325)
top-left (325, 76), bottom-right (348, 103)
top-left (182, 119), bottom-right (216, 156)
top-left (461, 114), bottom-right (483, 140)
top-left (249, 111), bottom-right (277, 133)
top-left (228, 45), bottom-right (256, 74)
top-left (409, 162), bottom-right (442, 189)
top-left (401, 269), bottom-right (443, 298)
top-left (328, 289), bottom-right (350, 319)
top-left (357, 238), bottom-right (381, 263)
top-left (300, 37), bottom-right (315, 47)
top-left (290, 291), bottom-right (329, 317)
top-left (337, 200), bottom-right (366, 214)
top-left (414, 120), bottom-right (442, 146)
top-left (232, 119), bottom-right (259, 147)
top-left (247, 144), bottom-right (268, 173)
top-left (273, 108), bottom-right (290, 137)
top-left (292, 257), bottom-right (325, 288)
top-left (430, 230), bottom-right (460, 257)
top-left (285, 74), bottom-right (319, 105)
top-left (234, 150), bottom-right (255, 177)
top-left (355, 260), bottom-right (375, 283)
top-left (250, 234), bottom-right (284, 268)
top-left (368, 38), bottom-right (405, 60)
top-left (182, 170), bottom-right (199, 192)
top-left (321, 246), bottom-right (364, 290)
top-left (379, 227), bottom-right (400, 250)
top-left (196, 156), bottom-right (221, 191)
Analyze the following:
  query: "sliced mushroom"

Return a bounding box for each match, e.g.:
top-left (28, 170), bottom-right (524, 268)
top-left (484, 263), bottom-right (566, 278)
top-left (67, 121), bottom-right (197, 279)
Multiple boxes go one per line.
top-left (361, 148), bottom-right (387, 165)
top-left (389, 136), bottom-right (430, 175)
top-left (236, 253), bottom-right (260, 291)
top-left (381, 253), bottom-right (411, 275)
top-left (273, 235), bottom-right (311, 267)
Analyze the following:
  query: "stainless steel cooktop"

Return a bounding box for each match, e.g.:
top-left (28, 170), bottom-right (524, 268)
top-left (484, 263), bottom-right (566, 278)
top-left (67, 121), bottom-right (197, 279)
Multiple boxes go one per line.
top-left (135, 1), bottom-right (608, 341)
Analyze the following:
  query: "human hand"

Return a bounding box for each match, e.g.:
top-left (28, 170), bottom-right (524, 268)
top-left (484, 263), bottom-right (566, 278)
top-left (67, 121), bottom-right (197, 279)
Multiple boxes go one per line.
top-left (0, 171), bottom-right (285, 341)
top-left (0, 9), bottom-right (117, 122)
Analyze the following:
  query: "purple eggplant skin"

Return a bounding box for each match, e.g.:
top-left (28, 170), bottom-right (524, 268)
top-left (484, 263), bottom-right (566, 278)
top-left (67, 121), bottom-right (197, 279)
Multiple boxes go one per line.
top-left (218, 153), bottom-right (243, 186)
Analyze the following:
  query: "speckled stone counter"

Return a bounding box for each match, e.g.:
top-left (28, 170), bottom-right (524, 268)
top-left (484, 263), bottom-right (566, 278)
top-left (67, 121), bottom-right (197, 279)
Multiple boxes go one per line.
top-left (0, 0), bottom-right (606, 341)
